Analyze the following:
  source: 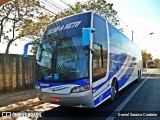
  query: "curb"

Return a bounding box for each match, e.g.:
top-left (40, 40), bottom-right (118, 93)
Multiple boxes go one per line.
top-left (0, 98), bottom-right (43, 112)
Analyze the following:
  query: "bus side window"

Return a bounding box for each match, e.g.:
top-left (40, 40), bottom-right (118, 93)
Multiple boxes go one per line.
top-left (108, 24), bottom-right (121, 48)
top-left (93, 43), bottom-right (106, 82)
top-left (93, 43), bottom-right (102, 69)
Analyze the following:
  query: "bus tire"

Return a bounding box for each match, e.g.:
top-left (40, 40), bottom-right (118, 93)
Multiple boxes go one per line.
top-left (136, 70), bottom-right (141, 82)
top-left (109, 79), bottom-right (119, 102)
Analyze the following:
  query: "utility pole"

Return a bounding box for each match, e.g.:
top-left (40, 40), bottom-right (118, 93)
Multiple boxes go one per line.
top-left (132, 31), bottom-right (133, 41)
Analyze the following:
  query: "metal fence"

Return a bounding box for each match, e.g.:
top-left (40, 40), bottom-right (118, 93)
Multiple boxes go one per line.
top-left (0, 54), bottom-right (36, 94)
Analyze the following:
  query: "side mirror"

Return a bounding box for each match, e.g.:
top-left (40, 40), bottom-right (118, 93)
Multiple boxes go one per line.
top-left (82, 28), bottom-right (95, 49)
top-left (23, 42), bottom-right (40, 58)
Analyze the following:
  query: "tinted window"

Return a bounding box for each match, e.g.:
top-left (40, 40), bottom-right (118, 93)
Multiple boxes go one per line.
top-left (93, 44), bottom-right (102, 69)
top-left (93, 43), bottom-right (106, 82)
top-left (118, 34), bottom-right (128, 51)
top-left (93, 14), bottom-right (108, 82)
top-left (108, 24), bottom-right (121, 48)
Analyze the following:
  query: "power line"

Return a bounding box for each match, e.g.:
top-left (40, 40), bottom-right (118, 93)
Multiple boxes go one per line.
top-left (41, 0), bottom-right (61, 12)
top-left (116, 15), bottom-right (129, 28)
top-left (52, 1), bottom-right (66, 10)
top-left (45, 0), bottom-right (65, 11)
top-left (41, 0), bottom-right (65, 12)
top-left (28, 0), bottom-right (57, 15)
top-left (59, 0), bottom-right (73, 9)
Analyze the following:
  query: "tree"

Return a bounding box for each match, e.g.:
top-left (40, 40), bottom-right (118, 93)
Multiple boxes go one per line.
top-left (141, 50), bottom-right (153, 68)
top-left (56, 0), bottom-right (120, 26)
top-left (20, 13), bottom-right (54, 54)
top-left (1, 0), bottom-right (120, 54)
top-left (154, 58), bottom-right (160, 68)
top-left (82, 0), bottom-right (120, 26)
top-left (141, 50), bottom-right (153, 62)
top-left (0, 0), bottom-right (42, 54)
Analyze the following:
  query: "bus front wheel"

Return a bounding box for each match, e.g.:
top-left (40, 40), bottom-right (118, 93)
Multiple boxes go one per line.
top-left (109, 79), bottom-right (119, 102)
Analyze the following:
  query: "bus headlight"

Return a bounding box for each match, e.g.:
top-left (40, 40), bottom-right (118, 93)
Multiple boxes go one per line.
top-left (71, 85), bottom-right (90, 93)
top-left (35, 85), bottom-right (40, 89)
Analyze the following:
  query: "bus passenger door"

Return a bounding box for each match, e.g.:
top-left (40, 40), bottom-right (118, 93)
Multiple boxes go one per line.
top-left (92, 43), bottom-right (106, 82)
top-left (92, 43), bottom-right (109, 106)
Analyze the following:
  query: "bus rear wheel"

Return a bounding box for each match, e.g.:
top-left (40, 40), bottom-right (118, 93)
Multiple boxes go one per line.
top-left (136, 70), bottom-right (141, 82)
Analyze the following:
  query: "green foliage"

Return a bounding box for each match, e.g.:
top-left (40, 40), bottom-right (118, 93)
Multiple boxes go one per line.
top-left (55, 0), bottom-right (120, 26)
top-left (18, 13), bottom-right (53, 40)
top-left (141, 50), bottom-right (153, 68)
top-left (83, 0), bottom-right (119, 26)
top-left (141, 50), bottom-right (153, 67)
top-left (154, 58), bottom-right (160, 68)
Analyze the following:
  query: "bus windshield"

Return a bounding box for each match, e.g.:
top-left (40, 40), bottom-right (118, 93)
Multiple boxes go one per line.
top-left (36, 36), bottom-right (89, 82)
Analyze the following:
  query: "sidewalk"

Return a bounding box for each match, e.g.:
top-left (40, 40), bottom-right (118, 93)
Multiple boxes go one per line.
top-left (142, 68), bottom-right (154, 74)
top-left (0, 89), bottom-right (39, 108)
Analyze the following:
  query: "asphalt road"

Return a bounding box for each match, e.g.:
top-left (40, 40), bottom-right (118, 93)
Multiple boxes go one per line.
top-left (38, 68), bottom-right (160, 120)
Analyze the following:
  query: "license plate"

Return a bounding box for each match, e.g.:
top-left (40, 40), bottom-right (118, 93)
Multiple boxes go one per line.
top-left (50, 97), bottom-right (60, 102)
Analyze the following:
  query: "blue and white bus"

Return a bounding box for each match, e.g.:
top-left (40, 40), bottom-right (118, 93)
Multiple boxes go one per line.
top-left (23, 11), bottom-right (142, 108)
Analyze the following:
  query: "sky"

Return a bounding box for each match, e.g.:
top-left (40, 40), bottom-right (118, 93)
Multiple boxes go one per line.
top-left (108, 0), bottom-right (160, 59)
top-left (0, 0), bottom-right (160, 59)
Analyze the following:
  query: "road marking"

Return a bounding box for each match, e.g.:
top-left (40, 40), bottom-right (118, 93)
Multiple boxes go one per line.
top-left (105, 69), bottom-right (155, 120)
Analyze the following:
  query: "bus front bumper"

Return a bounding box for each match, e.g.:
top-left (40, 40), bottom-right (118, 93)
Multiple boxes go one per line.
top-left (36, 90), bottom-right (94, 108)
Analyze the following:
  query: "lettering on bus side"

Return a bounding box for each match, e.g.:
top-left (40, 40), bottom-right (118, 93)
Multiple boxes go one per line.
top-left (47, 21), bottom-right (81, 35)
top-left (40, 83), bottom-right (49, 87)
